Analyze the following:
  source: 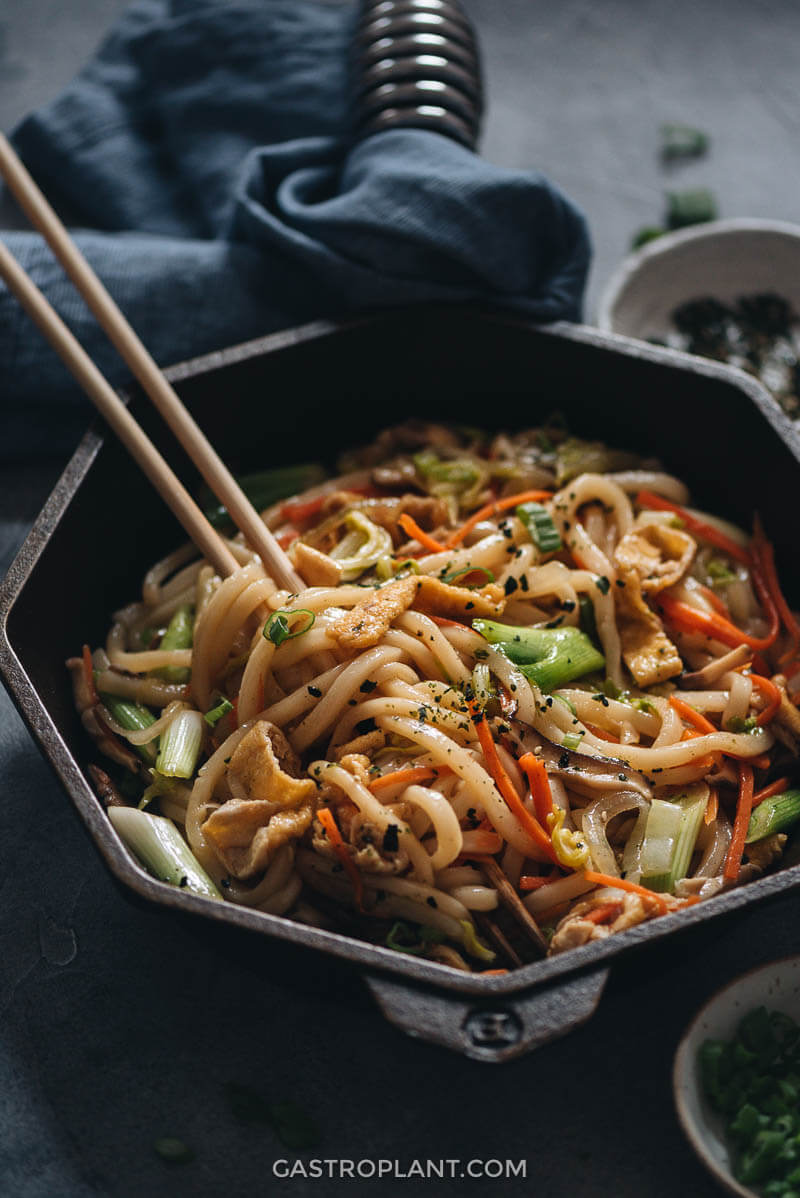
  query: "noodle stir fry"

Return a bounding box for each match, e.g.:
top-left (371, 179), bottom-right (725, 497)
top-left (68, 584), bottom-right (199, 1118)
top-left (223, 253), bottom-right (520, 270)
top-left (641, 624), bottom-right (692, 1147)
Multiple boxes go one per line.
top-left (71, 423), bottom-right (800, 971)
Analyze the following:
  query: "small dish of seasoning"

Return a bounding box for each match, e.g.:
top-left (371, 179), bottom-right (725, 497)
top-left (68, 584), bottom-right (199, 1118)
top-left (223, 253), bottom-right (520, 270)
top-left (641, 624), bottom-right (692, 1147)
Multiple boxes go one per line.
top-left (597, 220), bottom-right (800, 420)
top-left (674, 956), bottom-right (800, 1198)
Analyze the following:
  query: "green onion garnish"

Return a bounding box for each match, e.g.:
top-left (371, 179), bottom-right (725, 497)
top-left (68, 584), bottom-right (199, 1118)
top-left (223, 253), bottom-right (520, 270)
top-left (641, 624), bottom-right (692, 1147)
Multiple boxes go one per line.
top-left (708, 558), bottom-right (738, 585)
top-left (667, 187), bottom-right (718, 230)
top-left (264, 608), bottom-right (316, 647)
top-left (473, 620), bottom-right (606, 692)
top-left (156, 604), bottom-right (194, 682)
top-left (746, 790), bottom-right (800, 844)
top-left (561, 732), bottom-right (584, 751)
top-left (638, 786), bottom-right (707, 892)
top-left (385, 921), bottom-right (447, 956)
top-left (155, 709), bottom-right (205, 778)
top-left (204, 697), bottom-right (234, 727)
top-left (516, 501), bottom-right (562, 554)
top-left (108, 806), bottom-right (220, 899)
top-left (99, 693), bottom-right (159, 764)
top-left (441, 566), bottom-right (495, 588)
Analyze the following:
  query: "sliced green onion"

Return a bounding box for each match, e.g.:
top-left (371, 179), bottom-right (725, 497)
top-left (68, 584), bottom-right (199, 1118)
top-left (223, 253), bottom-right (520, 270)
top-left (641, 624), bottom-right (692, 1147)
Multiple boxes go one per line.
top-left (459, 919), bottom-right (495, 963)
top-left (746, 790), bottom-right (800, 844)
top-left (727, 715), bottom-right (758, 734)
top-left (99, 693), bottom-right (159, 764)
top-left (561, 731), bottom-right (584, 751)
top-left (156, 603), bottom-right (194, 682)
top-left (155, 709), bottom-right (205, 779)
top-left (441, 565), bottom-right (495, 588)
top-left (708, 557), bottom-right (738, 585)
top-left (473, 620), bottom-right (605, 692)
top-left (376, 555), bottom-right (420, 581)
top-left (553, 692), bottom-right (578, 717)
top-left (639, 785), bottom-right (707, 892)
top-left (108, 805), bottom-right (221, 899)
top-left (139, 773), bottom-right (178, 811)
top-left (201, 464), bottom-right (326, 528)
top-left (631, 226), bottom-right (665, 250)
top-left (263, 608), bottom-right (315, 648)
top-left (667, 187), bottom-right (717, 230)
top-left (516, 501), bottom-right (562, 554)
top-left (329, 510), bottom-right (393, 581)
top-left (661, 123), bottom-right (709, 160)
top-left (579, 593), bottom-right (600, 645)
top-left (385, 920), bottom-right (447, 955)
top-left (204, 697), bottom-right (234, 727)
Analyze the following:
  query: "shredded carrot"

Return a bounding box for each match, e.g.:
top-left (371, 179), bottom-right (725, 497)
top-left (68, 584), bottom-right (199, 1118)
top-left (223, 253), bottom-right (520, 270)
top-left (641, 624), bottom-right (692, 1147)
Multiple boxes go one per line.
top-left (723, 763), bottom-right (754, 881)
top-left (675, 896), bottom-right (703, 909)
top-left (704, 789), bottom-right (718, 825)
top-left (752, 519), bottom-right (800, 664)
top-left (469, 704), bottom-right (558, 863)
top-left (584, 901), bottom-right (624, 926)
top-left (582, 869), bottom-right (669, 914)
top-left (429, 615), bottom-right (471, 630)
top-left (279, 495), bottom-right (326, 524)
top-left (698, 584), bottom-right (730, 618)
top-left (518, 752), bottom-right (555, 826)
top-left (669, 695), bottom-right (718, 736)
top-left (481, 969), bottom-right (509, 976)
top-left (82, 643), bottom-right (99, 706)
top-left (397, 512), bottom-right (446, 554)
top-left (369, 765), bottom-right (443, 793)
top-left (444, 489), bottom-right (553, 550)
top-left (753, 776), bottom-right (791, 807)
top-left (584, 722), bottom-right (621, 743)
top-left (748, 672), bottom-right (782, 726)
top-left (316, 806), bottom-right (365, 910)
top-left (635, 491), bottom-right (751, 564)
top-left (275, 527), bottom-right (299, 550)
top-left (457, 829), bottom-right (505, 858)
top-left (658, 593), bottom-right (779, 652)
top-left (519, 874), bottom-right (557, 892)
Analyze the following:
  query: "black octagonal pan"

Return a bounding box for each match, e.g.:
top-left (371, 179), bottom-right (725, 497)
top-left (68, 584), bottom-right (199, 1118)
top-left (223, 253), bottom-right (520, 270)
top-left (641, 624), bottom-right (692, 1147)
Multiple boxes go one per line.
top-left (3, 305), bottom-right (800, 1061)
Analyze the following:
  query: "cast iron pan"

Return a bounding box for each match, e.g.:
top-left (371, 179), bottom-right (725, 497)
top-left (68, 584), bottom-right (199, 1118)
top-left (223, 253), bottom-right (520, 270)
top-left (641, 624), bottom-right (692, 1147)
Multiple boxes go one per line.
top-left (3, 305), bottom-right (800, 1061)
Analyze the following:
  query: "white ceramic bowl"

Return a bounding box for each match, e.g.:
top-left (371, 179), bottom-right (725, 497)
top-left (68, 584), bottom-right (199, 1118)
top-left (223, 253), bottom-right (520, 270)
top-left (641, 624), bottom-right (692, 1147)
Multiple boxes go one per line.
top-left (673, 955), bottom-right (800, 1198)
top-left (597, 219), bottom-right (800, 341)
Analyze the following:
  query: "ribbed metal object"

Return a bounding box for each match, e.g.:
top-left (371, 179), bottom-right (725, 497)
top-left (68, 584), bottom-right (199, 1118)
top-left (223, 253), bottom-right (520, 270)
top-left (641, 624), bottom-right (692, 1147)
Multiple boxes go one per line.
top-left (354, 0), bottom-right (483, 149)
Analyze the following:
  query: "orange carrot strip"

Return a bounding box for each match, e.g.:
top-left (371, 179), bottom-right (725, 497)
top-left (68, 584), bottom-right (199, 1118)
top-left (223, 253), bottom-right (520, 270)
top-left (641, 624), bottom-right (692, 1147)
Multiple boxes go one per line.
top-left (583, 869), bottom-right (669, 914)
top-left (458, 829), bottom-right (504, 857)
top-left (584, 901), bottom-right (624, 926)
top-left (753, 519), bottom-right (800, 663)
top-left (669, 695), bottom-right (718, 736)
top-left (444, 489), bottom-right (553, 550)
top-left (659, 593), bottom-right (779, 652)
top-left (704, 789), bottom-right (718, 825)
top-left (518, 875), bottom-right (556, 892)
top-left (317, 806), bottom-right (364, 910)
top-left (82, 643), bottom-right (99, 706)
top-left (635, 491), bottom-right (751, 564)
top-left (369, 766), bottom-right (441, 793)
top-left (275, 527), bottom-right (299, 550)
top-left (723, 763), bottom-right (754, 881)
top-left (518, 752), bottom-right (555, 826)
top-left (470, 705), bottom-right (558, 863)
top-left (753, 776), bottom-right (792, 808)
top-left (481, 969), bottom-right (509, 976)
top-left (397, 512), bottom-right (446, 554)
top-left (744, 671), bottom-right (781, 727)
top-left (698, 584), bottom-right (730, 618)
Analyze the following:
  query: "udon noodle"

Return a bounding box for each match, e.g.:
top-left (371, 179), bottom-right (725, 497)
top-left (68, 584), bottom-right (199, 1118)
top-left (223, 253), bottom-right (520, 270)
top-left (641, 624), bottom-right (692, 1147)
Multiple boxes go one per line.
top-left (71, 423), bottom-right (800, 970)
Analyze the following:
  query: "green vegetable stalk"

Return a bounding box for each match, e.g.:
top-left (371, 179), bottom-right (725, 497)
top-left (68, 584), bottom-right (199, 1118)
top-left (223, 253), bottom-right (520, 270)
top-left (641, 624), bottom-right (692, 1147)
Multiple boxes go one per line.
top-left (746, 790), bottom-right (800, 844)
top-left (99, 693), bottom-right (158, 764)
top-left (638, 785), bottom-right (707, 892)
top-left (157, 603), bottom-right (194, 682)
top-left (473, 619), bottom-right (605, 692)
top-left (108, 805), bottom-right (221, 899)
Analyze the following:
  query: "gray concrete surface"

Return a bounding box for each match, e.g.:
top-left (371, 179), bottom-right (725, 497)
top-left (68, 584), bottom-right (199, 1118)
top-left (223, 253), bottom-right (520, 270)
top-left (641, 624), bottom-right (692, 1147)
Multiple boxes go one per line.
top-left (2, 3), bottom-right (800, 1197)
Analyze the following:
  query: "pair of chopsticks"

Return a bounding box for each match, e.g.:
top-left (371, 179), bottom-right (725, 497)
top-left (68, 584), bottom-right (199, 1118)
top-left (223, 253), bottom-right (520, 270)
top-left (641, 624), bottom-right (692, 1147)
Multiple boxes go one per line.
top-left (0, 133), bottom-right (303, 592)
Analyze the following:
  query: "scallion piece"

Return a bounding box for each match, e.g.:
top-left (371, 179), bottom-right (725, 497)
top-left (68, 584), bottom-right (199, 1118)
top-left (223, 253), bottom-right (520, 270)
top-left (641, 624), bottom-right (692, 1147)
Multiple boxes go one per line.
top-left (99, 693), bottom-right (158, 764)
top-left (473, 620), bottom-right (605, 692)
top-left (108, 806), bottom-right (221, 899)
top-left (385, 921), bottom-right (446, 955)
top-left (459, 919), bottom-right (495, 963)
top-left (263, 608), bottom-right (315, 648)
top-left (155, 709), bottom-right (205, 779)
top-left (201, 464), bottom-right (326, 528)
top-left (561, 731), bottom-right (584, 751)
top-left (746, 790), bottom-right (800, 844)
top-left (204, 697), bottom-right (233, 727)
top-left (156, 603), bottom-right (194, 682)
top-left (708, 557), bottom-right (737, 585)
top-left (516, 501), bottom-right (562, 554)
top-left (441, 566), bottom-right (495, 588)
top-left (639, 785), bottom-right (707, 892)
top-left (667, 187), bottom-right (717, 230)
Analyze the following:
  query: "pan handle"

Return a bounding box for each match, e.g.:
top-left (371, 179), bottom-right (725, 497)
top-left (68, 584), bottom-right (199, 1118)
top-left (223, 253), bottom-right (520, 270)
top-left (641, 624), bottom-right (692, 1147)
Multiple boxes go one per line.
top-left (362, 965), bottom-right (610, 1062)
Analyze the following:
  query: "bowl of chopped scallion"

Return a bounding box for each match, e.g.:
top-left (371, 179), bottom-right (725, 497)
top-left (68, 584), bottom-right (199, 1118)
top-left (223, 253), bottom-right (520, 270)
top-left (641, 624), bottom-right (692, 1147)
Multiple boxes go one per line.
top-left (674, 957), bottom-right (800, 1198)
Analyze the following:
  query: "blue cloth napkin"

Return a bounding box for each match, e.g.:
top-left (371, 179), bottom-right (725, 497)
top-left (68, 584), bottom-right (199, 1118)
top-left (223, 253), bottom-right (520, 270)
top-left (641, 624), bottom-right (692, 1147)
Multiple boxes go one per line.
top-left (0, 0), bottom-right (590, 460)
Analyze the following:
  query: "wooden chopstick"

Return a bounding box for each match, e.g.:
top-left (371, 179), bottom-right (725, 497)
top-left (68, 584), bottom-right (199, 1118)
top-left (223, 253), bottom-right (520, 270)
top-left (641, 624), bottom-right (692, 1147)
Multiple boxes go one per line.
top-left (480, 858), bottom-right (548, 957)
top-left (0, 239), bottom-right (241, 578)
top-left (0, 133), bottom-right (303, 593)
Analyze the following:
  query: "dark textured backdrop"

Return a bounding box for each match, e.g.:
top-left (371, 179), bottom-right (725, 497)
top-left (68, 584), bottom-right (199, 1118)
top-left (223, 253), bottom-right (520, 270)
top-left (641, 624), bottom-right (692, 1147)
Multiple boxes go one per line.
top-left (2, 2), bottom-right (800, 1195)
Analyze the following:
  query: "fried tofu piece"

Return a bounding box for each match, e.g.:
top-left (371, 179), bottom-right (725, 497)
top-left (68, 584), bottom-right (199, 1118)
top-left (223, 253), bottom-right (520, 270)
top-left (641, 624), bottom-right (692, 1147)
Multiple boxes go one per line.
top-left (615, 573), bottom-right (683, 687)
top-left (614, 522), bottom-right (695, 593)
top-left (204, 801), bottom-right (313, 879)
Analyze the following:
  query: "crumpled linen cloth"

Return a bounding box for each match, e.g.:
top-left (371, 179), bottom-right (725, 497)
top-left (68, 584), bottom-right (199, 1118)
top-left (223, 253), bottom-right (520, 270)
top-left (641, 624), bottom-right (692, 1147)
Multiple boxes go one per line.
top-left (0, 0), bottom-right (590, 459)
